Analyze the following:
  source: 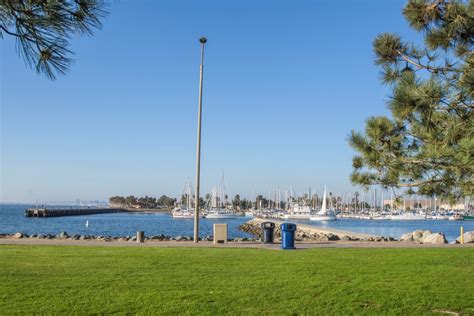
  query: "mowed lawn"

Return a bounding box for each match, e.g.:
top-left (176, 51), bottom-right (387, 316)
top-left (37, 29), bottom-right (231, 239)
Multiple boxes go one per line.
top-left (0, 245), bottom-right (473, 315)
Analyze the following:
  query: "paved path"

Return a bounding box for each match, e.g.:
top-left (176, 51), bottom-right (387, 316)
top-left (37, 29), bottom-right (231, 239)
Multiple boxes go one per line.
top-left (1, 239), bottom-right (472, 249)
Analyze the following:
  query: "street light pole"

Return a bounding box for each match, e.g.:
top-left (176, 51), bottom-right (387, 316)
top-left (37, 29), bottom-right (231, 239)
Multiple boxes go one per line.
top-left (194, 37), bottom-right (207, 243)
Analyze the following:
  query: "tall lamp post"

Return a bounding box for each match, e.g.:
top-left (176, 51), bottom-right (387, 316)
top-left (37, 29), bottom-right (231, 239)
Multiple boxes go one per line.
top-left (194, 37), bottom-right (207, 243)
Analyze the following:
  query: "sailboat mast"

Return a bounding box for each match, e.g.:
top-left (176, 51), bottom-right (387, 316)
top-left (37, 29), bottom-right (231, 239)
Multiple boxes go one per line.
top-left (188, 182), bottom-right (191, 210)
top-left (381, 192), bottom-right (384, 212)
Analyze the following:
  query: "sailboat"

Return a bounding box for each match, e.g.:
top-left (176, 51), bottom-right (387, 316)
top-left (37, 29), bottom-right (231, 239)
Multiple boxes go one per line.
top-left (205, 173), bottom-right (242, 219)
top-left (283, 187), bottom-right (311, 219)
top-left (171, 181), bottom-right (205, 219)
top-left (372, 191), bottom-right (389, 220)
top-left (390, 197), bottom-right (425, 220)
top-left (310, 186), bottom-right (336, 221)
top-left (390, 212), bottom-right (426, 220)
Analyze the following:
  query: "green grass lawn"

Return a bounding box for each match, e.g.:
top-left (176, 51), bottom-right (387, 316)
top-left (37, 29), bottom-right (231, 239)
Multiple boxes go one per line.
top-left (0, 245), bottom-right (473, 315)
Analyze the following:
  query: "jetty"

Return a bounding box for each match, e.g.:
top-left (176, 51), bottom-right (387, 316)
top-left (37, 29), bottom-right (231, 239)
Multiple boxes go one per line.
top-left (25, 208), bottom-right (128, 218)
top-left (242, 218), bottom-right (378, 240)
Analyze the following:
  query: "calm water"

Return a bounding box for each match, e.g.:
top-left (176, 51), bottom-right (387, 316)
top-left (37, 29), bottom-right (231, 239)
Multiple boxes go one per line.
top-left (0, 204), bottom-right (252, 238)
top-left (1, 204), bottom-right (472, 241)
top-left (293, 218), bottom-right (473, 242)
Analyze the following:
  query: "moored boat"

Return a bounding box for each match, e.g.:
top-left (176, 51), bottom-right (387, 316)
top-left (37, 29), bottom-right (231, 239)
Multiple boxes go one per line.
top-left (244, 211), bottom-right (254, 217)
top-left (371, 215), bottom-right (390, 220)
top-left (390, 212), bottom-right (425, 220)
top-left (171, 181), bottom-right (205, 219)
top-left (205, 209), bottom-right (242, 219)
top-left (448, 214), bottom-right (464, 221)
top-left (283, 204), bottom-right (311, 220)
top-left (310, 186), bottom-right (336, 221)
top-left (171, 208), bottom-right (206, 219)
top-left (204, 173), bottom-right (242, 219)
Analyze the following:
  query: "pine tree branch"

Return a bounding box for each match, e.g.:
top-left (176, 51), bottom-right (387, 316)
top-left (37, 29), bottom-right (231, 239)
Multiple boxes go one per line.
top-left (397, 50), bottom-right (436, 71)
top-left (2, 0), bottom-right (107, 79)
top-left (396, 50), bottom-right (458, 83)
top-left (398, 178), bottom-right (444, 188)
top-left (0, 25), bottom-right (22, 38)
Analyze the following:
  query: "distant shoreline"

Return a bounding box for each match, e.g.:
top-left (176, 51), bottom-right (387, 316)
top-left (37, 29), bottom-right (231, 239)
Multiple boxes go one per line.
top-left (124, 207), bottom-right (171, 213)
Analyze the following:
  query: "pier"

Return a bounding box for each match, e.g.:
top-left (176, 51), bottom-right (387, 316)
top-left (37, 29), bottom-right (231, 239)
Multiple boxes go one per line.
top-left (25, 208), bottom-right (128, 218)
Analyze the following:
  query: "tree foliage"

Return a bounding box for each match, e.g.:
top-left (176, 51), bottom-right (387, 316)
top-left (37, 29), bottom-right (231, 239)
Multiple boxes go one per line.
top-left (1, 0), bottom-right (107, 79)
top-left (349, 0), bottom-right (473, 202)
top-left (232, 194), bottom-right (241, 208)
top-left (109, 195), bottom-right (176, 209)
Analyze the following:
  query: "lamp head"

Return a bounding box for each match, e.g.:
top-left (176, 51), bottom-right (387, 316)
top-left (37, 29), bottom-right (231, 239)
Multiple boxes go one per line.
top-left (199, 37), bottom-right (207, 44)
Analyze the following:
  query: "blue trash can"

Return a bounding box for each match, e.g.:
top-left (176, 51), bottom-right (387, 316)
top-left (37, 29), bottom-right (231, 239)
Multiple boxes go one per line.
top-left (280, 223), bottom-right (296, 249)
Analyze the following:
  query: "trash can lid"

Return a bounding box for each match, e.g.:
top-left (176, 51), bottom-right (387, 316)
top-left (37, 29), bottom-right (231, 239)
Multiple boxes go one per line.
top-left (261, 222), bottom-right (275, 228)
top-left (280, 223), bottom-right (296, 231)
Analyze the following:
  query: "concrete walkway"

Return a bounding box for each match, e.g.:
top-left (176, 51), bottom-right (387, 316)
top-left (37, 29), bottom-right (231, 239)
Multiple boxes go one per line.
top-left (1, 238), bottom-right (472, 249)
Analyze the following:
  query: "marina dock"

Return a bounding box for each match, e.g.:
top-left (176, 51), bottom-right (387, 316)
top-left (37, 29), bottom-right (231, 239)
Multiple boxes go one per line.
top-left (25, 208), bottom-right (128, 218)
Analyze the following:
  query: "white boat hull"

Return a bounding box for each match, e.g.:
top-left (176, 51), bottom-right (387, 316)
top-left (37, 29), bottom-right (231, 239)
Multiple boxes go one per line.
top-left (371, 216), bottom-right (390, 220)
top-left (310, 215), bottom-right (336, 221)
top-left (283, 214), bottom-right (311, 220)
top-left (390, 214), bottom-right (425, 220)
top-left (171, 210), bottom-right (205, 219)
top-left (205, 213), bottom-right (242, 219)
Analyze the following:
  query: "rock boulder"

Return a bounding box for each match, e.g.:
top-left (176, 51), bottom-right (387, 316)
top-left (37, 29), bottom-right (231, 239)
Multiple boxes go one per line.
top-left (413, 230), bottom-right (432, 242)
top-left (456, 231), bottom-right (474, 244)
top-left (400, 230), bottom-right (433, 243)
top-left (412, 230), bottom-right (424, 241)
top-left (422, 233), bottom-right (448, 244)
top-left (400, 232), bottom-right (413, 242)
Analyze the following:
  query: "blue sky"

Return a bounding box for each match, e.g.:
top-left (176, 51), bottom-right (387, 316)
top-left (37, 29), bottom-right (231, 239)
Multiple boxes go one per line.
top-left (1, 0), bottom-right (419, 202)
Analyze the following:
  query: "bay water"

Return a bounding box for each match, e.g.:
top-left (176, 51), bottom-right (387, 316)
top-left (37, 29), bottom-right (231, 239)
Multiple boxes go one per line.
top-left (1, 204), bottom-right (472, 242)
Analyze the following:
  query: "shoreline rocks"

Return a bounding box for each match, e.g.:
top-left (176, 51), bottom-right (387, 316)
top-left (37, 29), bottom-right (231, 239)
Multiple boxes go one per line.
top-left (456, 231), bottom-right (474, 244)
top-left (1, 228), bottom-right (467, 245)
top-left (399, 230), bottom-right (448, 244)
top-left (0, 232), bottom-right (257, 243)
top-left (422, 233), bottom-right (448, 244)
top-left (239, 219), bottom-right (387, 242)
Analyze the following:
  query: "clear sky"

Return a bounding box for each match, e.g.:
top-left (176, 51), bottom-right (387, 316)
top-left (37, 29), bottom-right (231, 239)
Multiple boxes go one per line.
top-left (1, 0), bottom-right (420, 203)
